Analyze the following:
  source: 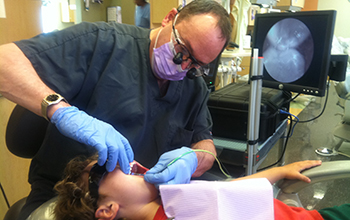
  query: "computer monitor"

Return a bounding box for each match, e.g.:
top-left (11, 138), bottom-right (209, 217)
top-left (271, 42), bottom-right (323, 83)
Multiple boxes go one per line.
top-left (251, 10), bottom-right (336, 97)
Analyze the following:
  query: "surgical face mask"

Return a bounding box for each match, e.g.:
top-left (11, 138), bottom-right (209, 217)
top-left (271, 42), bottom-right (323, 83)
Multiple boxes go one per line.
top-left (151, 28), bottom-right (188, 81)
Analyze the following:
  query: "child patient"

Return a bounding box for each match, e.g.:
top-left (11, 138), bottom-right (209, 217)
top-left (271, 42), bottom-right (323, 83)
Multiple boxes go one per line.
top-left (54, 153), bottom-right (349, 220)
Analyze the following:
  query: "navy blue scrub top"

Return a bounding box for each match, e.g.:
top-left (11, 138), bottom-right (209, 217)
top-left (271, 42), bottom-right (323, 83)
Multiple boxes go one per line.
top-left (15, 21), bottom-right (213, 185)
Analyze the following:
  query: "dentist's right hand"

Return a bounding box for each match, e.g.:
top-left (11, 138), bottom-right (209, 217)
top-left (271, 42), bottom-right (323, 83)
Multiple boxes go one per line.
top-left (51, 106), bottom-right (134, 173)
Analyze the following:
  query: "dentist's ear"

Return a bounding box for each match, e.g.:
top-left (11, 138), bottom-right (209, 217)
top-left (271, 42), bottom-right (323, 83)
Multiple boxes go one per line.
top-left (161, 8), bottom-right (178, 27)
top-left (95, 203), bottom-right (119, 220)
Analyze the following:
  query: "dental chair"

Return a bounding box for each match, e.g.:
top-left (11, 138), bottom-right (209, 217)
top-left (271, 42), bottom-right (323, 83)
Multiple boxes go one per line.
top-left (275, 160), bottom-right (350, 207)
top-left (4, 105), bottom-right (350, 220)
top-left (316, 54), bottom-right (349, 156)
top-left (4, 104), bottom-right (48, 220)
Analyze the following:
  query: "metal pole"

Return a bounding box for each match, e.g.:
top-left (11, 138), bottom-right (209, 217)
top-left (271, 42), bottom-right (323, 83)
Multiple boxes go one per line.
top-left (246, 48), bottom-right (263, 175)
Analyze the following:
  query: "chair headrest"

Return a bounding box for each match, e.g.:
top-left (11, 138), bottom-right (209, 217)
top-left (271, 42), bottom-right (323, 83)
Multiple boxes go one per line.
top-left (5, 105), bottom-right (49, 158)
top-left (27, 197), bottom-right (57, 220)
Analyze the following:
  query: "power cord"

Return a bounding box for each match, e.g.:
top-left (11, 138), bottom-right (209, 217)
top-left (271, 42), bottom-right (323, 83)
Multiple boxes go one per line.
top-left (297, 79), bottom-right (330, 123)
top-left (257, 83), bottom-right (328, 171)
top-left (337, 152), bottom-right (350, 159)
top-left (282, 92), bottom-right (301, 106)
top-left (257, 113), bottom-right (293, 171)
top-left (0, 182), bottom-right (10, 209)
top-left (279, 109), bottom-right (299, 138)
top-left (257, 80), bottom-right (331, 170)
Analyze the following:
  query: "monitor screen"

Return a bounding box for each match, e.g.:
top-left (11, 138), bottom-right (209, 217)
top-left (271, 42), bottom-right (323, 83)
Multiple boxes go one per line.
top-left (251, 10), bottom-right (336, 96)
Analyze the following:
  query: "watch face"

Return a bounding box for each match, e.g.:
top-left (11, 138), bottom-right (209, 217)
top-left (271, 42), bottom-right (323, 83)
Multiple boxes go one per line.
top-left (47, 94), bottom-right (59, 101)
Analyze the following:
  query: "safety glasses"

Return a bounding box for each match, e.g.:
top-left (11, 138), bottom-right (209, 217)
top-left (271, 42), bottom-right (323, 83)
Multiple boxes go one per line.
top-left (88, 161), bottom-right (146, 205)
top-left (88, 162), bottom-right (107, 204)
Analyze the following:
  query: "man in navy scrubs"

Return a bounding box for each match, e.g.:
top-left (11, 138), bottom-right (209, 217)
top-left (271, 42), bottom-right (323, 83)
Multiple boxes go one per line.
top-left (0, 0), bottom-right (232, 219)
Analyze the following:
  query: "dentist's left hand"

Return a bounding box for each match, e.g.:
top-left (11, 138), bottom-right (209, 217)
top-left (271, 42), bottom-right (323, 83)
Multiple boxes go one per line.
top-left (51, 106), bottom-right (134, 173)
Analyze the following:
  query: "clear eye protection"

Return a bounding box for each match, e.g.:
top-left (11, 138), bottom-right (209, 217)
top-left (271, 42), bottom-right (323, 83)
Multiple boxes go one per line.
top-left (172, 29), bottom-right (210, 77)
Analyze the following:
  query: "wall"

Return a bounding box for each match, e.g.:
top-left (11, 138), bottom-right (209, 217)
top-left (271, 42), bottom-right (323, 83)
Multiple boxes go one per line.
top-left (302, 0), bottom-right (318, 11)
top-left (150, 0), bottom-right (178, 28)
top-left (318, 0), bottom-right (350, 38)
top-left (41, 0), bottom-right (76, 33)
top-left (0, 1), bottom-right (43, 219)
top-left (81, 0), bottom-right (112, 22)
top-left (41, 0), bottom-right (135, 33)
top-left (79, 0), bottom-right (134, 25)
top-left (110, 0), bottom-right (135, 25)
top-left (0, 0), bottom-right (42, 44)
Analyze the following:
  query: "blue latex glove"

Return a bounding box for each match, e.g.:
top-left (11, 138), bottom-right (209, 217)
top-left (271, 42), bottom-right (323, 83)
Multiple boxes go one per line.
top-left (51, 106), bottom-right (134, 173)
top-left (144, 147), bottom-right (198, 187)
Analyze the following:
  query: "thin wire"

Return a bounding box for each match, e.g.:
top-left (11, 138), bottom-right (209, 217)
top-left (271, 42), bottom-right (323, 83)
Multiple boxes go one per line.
top-left (257, 115), bottom-right (293, 171)
top-left (282, 92), bottom-right (301, 106)
top-left (257, 82), bottom-right (329, 170)
top-left (279, 109), bottom-right (299, 138)
top-left (0, 182), bottom-right (10, 209)
top-left (167, 149), bottom-right (232, 178)
top-left (337, 151), bottom-right (350, 159)
top-left (298, 80), bottom-right (330, 123)
top-left (193, 149), bottom-right (232, 178)
top-left (167, 151), bottom-right (194, 167)
top-left (257, 82), bottom-right (330, 171)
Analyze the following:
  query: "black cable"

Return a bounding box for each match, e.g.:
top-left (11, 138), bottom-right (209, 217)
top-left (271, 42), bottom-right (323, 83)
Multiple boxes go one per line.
top-left (282, 92), bottom-right (301, 106)
top-left (297, 80), bottom-right (330, 123)
top-left (0, 182), bottom-right (10, 209)
top-left (256, 81), bottom-right (330, 171)
top-left (257, 114), bottom-right (293, 171)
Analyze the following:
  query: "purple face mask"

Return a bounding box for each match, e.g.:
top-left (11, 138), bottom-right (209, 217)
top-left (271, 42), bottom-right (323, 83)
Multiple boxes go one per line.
top-left (151, 28), bottom-right (188, 81)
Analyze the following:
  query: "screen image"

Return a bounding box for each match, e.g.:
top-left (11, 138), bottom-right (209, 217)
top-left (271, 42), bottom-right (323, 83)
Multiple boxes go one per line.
top-left (252, 11), bottom-right (336, 96)
top-left (263, 18), bottom-right (314, 83)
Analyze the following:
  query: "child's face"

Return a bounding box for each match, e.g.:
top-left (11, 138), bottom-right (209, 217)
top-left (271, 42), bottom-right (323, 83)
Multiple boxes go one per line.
top-left (85, 161), bottom-right (159, 206)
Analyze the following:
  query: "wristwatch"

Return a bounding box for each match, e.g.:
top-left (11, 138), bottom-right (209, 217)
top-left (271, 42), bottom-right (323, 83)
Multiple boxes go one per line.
top-left (41, 93), bottom-right (67, 121)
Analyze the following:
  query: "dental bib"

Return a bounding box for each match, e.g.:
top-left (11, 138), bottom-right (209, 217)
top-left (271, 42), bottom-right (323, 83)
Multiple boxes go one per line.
top-left (159, 178), bottom-right (274, 220)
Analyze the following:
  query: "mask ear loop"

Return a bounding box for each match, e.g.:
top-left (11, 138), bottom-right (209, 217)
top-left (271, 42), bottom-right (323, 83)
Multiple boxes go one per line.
top-left (153, 27), bottom-right (163, 50)
top-left (172, 14), bottom-right (184, 65)
top-left (151, 27), bottom-right (164, 72)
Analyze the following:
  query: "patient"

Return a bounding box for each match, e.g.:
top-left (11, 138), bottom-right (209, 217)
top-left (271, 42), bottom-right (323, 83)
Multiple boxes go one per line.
top-left (54, 154), bottom-right (349, 220)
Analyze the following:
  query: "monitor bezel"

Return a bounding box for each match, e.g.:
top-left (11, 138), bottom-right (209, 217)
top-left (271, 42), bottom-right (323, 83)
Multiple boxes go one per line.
top-left (251, 10), bottom-right (337, 97)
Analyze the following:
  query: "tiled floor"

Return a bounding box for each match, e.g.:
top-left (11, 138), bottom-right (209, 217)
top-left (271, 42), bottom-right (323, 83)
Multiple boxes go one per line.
top-left (208, 83), bottom-right (350, 210)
